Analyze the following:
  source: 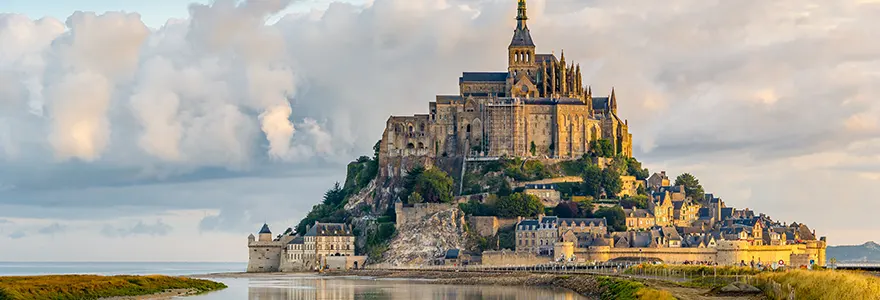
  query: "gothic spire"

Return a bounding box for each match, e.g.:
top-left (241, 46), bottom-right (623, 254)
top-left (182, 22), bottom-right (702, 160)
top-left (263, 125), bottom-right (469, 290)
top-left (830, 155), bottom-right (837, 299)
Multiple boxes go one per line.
top-left (517, 0), bottom-right (528, 23)
top-left (510, 0), bottom-right (535, 47)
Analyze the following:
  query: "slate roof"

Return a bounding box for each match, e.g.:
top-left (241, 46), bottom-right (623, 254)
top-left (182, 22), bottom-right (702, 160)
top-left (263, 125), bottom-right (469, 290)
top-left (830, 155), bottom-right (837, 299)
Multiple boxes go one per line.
top-left (698, 208), bottom-right (711, 218)
top-left (558, 218), bottom-right (606, 227)
top-left (535, 54), bottom-right (557, 65)
top-left (445, 249), bottom-right (461, 259)
top-left (460, 72), bottom-right (508, 82)
top-left (304, 223), bottom-right (351, 237)
top-left (288, 236), bottom-right (304, 245)
top-left (592, 97), bottom-right (609, 110)
top-left (623, 208), bottom-right (653, 218)
top-left (673, 201), bottom-right (685, 210)
top-left (630, 232), bottom-right (654, 248)
top-left (524, 184), bottom-right (558, 190)
top-left (661, 227), bottom-right (682, 241)
top-left (591, 237), bottom-right (612, 247)
top-left (518, 219), bottom-right (540, 230)
top-left (259, 223), bottom-right (271, 234)
top-left (436, 95), bottom-right (463, 104)
top-left (510, 25), bottom-right (535, 47)
top-left (522, 98), bottom-right (586, 105)
top-left (540, 216), bottom-right (559, 224)
top-left (720, 208), bottom-right (735, 219)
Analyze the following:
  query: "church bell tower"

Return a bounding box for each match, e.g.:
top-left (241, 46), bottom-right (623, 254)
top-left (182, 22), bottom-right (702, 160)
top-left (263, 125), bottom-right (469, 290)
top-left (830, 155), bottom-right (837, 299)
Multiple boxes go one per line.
top-left (508, 0), bottom-right (537, 80)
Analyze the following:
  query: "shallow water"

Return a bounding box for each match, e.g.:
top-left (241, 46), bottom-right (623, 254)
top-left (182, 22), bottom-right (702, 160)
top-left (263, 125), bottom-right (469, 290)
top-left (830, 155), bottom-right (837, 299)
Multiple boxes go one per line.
top-left (187, 275), bottom-right (589, 300)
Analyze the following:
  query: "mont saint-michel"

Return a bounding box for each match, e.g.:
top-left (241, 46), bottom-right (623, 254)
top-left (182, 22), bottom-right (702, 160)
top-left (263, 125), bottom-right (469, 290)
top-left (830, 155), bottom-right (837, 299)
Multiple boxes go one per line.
top-left (247, 0), bottom-right (827, 275)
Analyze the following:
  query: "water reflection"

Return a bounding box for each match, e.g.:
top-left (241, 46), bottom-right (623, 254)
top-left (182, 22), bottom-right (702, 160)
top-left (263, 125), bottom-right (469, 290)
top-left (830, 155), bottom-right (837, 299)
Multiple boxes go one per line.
top-left (191, 276), bottom-right (588, 300)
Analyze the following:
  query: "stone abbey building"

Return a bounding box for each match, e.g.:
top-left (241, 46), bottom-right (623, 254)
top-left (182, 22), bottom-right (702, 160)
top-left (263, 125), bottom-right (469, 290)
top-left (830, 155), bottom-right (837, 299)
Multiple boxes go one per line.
top-left (380, 0), bottom-right (633, 176)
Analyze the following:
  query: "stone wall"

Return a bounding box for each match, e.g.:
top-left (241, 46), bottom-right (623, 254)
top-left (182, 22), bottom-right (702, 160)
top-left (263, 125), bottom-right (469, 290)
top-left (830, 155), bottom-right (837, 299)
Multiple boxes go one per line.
top-left (571, 241), bottom-right (827, 267)
top-left (482, 250), bottom-right (552, 266)
top-left (395, 202), bottom-right (457, 227)
top-left (515, 176), bottom-right (583, 187)
top-left (326, 256), bottom-right (368, 270)
top-left (498, 218), bottom-right (520, 231)
top-left (468, 216), bottom-right (499, 237)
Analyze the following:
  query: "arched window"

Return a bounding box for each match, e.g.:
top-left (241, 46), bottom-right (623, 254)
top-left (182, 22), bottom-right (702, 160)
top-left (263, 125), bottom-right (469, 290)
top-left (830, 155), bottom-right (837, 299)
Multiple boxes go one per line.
top-left (407, 143), bottom-right (415, 149)
top-left (419, 123), bottom-right (425, 132)
top-left (418, 142), bottom-right (425, 149)
top-left (408, 125), bottom-right (414, 133)
top-left (466, 124), bottom-right (472, 133)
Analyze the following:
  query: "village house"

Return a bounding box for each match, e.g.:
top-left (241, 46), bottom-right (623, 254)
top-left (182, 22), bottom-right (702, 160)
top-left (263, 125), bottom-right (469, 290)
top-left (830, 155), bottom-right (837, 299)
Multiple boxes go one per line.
top-left (523, 184), bottom-right (562, 207)
top-left (647, 171), bottom-right (670, 190)
top-left (618, 175), bottom-right (645, 197)
top-left (623, 208), bottom-right (655, 231)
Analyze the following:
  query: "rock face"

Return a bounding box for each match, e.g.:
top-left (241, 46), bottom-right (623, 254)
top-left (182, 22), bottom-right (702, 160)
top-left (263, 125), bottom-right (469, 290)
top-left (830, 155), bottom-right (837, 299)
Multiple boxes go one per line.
top-left (382, 205), bottom-right (469, 266)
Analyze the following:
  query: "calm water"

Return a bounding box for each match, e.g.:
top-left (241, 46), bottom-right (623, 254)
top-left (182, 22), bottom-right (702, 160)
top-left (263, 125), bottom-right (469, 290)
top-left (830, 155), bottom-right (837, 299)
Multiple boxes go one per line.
top-left (0, 263), bottom-right (587, 299)
top-left (188, 276), bottom-right (588, 300)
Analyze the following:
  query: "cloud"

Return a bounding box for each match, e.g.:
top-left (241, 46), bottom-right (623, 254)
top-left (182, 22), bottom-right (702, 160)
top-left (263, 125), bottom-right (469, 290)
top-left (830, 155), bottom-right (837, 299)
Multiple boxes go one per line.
top-left (0, 219), bottom-right (11, 224)
top-left (101, 220), bottom-right (173, 238)
top-left (8, 232), bottom-right (25, 239)
top-left (36, 223), bottom-right (66, 235)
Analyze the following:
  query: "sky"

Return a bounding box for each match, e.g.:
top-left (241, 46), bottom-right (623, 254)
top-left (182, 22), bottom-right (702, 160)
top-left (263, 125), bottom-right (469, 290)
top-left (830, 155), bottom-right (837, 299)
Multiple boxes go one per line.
top-left (0, 0), bottom-right (878, 262)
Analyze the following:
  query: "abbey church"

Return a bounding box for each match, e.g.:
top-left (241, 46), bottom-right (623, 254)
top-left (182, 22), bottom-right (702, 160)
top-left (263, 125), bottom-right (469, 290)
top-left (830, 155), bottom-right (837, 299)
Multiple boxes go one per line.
top-left (379, 0), bottom-right (632, 175)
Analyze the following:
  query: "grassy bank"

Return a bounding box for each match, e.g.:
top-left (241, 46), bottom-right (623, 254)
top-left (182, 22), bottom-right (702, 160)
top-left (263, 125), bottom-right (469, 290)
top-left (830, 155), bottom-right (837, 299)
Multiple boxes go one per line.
top-left (756, 269), bottom-right (880, 300)
top-left (625, 264), bottom-right (761, 278)
top-left (0, 275), bottom-right (226, 300)
top-left (328, 270), bottom-right (673, 300)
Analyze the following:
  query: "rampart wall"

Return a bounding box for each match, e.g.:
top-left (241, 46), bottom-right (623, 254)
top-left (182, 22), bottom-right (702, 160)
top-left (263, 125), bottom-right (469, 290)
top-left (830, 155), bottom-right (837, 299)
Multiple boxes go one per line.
top-left (482, 250), bottom-right (552, 266)
top-left (571, 241), bottom-right (826, 267)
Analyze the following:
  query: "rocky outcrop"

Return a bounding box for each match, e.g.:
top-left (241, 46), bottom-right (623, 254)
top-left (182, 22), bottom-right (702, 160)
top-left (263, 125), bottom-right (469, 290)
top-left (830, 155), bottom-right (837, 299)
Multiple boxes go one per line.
top-left (382, 206), bottom-right (470, 266)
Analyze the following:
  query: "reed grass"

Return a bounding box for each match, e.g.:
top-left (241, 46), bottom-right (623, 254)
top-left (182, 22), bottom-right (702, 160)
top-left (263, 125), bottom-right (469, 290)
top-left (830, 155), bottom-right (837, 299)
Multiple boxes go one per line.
top-left (0, 274), bottom-right (226, 300)
top-left (756, 269), bottom-right (880, 300)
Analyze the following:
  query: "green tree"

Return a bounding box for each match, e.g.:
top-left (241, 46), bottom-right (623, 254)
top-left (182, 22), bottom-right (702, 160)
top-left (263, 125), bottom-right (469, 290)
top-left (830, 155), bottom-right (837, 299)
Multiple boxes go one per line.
top-left (581, 164), bottom-right (603, 198)
top-left (620, 194), bottom-right (650, 209)
top-left (495, 193), bottom-right (544, 218)
top-left (498, 229), bottom-right (516, 250)
top-left (595, 206), bottom-right (626, 232)
top-left (609, 157), bottom-right (628, 175)
top-left (404, 166), bottom-right (454, 204)
top-left (553, 201), bottom-right (579, 218)
top-left (590, 139), bottom-right (615, 158)
top-left (674, 173), bottom-right (705, 200)
top-left (321, 182), bottom-right (346, 207)
top-left (601, 167), bottom-right (623, 198)
top-left (626, 157), bottom-right (650, 180)
top-left (523, 160), bottom-right (551, 180)
top-left (408, 191), bottom-right (424, 204)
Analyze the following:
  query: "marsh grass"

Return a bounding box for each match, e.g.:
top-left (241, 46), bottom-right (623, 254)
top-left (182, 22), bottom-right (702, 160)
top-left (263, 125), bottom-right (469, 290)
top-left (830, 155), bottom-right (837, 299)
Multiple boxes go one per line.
top-left (756, 269), bottom-right (880, 300)
top-left (0, 275), bottom-right (226, 300)
top-left (596, 277), bottom-right (675, 300)
top-left (625, 264), bottom-right (761, 278)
